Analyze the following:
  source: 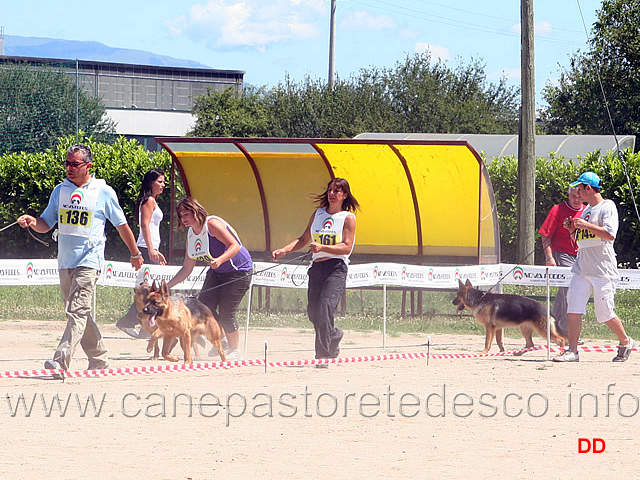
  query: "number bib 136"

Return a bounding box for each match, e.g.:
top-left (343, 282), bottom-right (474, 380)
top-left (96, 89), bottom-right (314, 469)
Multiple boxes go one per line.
top-left (57, 180), bottom-right (103, 237)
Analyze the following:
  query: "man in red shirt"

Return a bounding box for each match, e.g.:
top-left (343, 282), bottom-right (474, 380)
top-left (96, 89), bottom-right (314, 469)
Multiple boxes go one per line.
top-left (538, 185), bottom-right (586, 338)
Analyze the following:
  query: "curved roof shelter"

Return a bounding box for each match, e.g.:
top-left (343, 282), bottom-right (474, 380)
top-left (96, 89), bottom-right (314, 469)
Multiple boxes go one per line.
top-left (355, 133), bottom-right (636, 160)
top-left (158, 138), bottom-right (500, 265)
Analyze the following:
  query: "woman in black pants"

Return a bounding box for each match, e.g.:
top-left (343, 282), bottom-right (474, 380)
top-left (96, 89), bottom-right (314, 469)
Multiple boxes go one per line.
top-left (272, 178), bottom-right (360, 368)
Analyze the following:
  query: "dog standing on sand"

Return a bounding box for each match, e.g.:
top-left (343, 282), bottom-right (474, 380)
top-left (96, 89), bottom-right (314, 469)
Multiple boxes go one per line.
top-left (142, 280), bottom-right (227, 364)
top-left (133, 281), bottom-right (162, 359)
top-left (452, 279), bottom-right (565, 354)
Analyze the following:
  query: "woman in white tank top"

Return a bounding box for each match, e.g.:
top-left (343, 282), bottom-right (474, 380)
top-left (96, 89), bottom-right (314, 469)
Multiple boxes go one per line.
top-left (117, 168), bottom-right (167, 338)
top-left (272, 178), bottom-right (360, 366)
top-left (136, 168), bottom-right (166, 265)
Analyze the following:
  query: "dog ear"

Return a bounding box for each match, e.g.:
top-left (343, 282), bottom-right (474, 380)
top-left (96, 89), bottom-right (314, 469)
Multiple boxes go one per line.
top-left (465, 279), bottom-right (472, 287)
top-left (150, 280), bottom-right (158, 292)
top-left (458, 279), bottom-right (464, 288)
top-left (160, 279), bottom-right (169, 296)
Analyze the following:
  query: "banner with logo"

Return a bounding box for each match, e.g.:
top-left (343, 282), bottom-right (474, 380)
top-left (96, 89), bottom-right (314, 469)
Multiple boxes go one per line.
top-left (499, 264), bottom-right (573, 287)
top-left (3, 259), bottom-right (640, 290)
top-left (0, 259), bottom-right (60, 285)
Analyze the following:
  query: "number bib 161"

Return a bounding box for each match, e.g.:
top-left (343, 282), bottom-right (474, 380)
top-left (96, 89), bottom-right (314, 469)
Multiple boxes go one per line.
top-left (313, 233), bottom-right (339, 245)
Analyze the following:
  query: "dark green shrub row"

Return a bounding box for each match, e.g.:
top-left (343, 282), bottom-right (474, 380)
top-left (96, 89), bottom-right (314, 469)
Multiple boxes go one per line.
top-left (487, 150), bottom-right (640, 267)
top-left (0, 135), bottom-right (177, 260)
top-left (3, 138), bottom-right (639, 269)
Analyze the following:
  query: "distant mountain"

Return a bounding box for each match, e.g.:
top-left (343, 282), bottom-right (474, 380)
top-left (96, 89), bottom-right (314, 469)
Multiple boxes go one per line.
top-left (3, 35), bottom-right (212, 69)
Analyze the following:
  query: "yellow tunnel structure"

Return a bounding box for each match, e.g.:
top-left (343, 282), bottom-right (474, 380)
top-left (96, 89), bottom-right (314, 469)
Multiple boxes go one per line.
top-left (157, 138), bottom-right (500, 265)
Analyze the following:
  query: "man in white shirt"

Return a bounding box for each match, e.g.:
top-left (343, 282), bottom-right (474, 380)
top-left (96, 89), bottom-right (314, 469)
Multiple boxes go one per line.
top-left (553, 172), bottom-right (634, 363)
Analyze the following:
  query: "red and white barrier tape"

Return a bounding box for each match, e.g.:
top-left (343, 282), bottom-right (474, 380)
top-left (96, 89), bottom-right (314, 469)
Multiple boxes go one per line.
top-left (1, 344), bottom-right (637, 379)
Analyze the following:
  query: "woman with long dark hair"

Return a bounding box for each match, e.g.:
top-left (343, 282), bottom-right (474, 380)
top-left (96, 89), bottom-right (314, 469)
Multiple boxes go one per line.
top-left (117, 168), bottom-right (166, 338)
top-left (135, 168), bottom-right (166, 265)
top-left (272, 178), bottom-right (360, 367)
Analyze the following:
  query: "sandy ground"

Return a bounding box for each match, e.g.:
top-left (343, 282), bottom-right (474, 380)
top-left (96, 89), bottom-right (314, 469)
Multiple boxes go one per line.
top-left (0, 319), bottom-right (637, 480)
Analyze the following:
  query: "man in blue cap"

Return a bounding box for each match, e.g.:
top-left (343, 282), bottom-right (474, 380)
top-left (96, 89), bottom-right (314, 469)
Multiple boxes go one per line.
top-left (554, 172), bottom-right (634, 362)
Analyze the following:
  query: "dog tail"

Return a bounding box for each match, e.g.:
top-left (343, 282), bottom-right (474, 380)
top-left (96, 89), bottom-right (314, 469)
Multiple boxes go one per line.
top-left (532, 314), bottom-right (565, 348)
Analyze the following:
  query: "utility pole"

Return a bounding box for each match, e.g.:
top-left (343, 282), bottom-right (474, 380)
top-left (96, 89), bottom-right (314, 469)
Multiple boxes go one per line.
top-left (328, 0), bottom-right (336, 90)
top-left (517, 0), bottom-right (536, 264)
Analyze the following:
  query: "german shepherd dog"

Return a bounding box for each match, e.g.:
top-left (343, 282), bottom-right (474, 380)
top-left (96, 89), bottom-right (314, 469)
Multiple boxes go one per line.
top-left (452, 279), bottom-right (565, 354)
top-left (142, 280), bottom-right (227, 364)
top-left (132, 281), bottom-right (182, 360)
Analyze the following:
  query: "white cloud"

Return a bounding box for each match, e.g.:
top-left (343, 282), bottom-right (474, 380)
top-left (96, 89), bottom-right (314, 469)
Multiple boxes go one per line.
top-left (414, 43), bottom-right (451, 61)
top-left (165, 0), bottom-right (325, 50)
top-left (545, 76), bottom-right (560, 88)
top-left (164, 15), bottom-right (186, 36)
top-left (488, 68), bottom-right (521, 82)
top-left (340, 10), bottom-right (396, 31)
top-left (536, 21), bottom-right (553, 36)
top-left (398, 28), bottom-right (420, 40)
top-left (511, 21), bottom-right (553, 37)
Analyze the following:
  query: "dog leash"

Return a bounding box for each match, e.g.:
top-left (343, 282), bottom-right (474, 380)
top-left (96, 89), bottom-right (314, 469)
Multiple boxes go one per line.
top-left (0, 221), bottom-right (17, 232)
top-left (1, 220), bottom-right (49, 247)
top-left (477, 246), bottom-right (538, 300)
top-left (186, 251), bottom-right (312, 297)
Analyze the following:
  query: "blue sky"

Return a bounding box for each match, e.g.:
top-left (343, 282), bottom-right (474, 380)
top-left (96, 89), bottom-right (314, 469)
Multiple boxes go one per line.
top-left (1, 0), bottom-right (603, 107)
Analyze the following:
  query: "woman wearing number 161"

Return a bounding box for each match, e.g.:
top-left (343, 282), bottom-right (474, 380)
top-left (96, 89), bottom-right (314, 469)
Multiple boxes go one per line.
top-left (272, 178), bottom-right (360, 368)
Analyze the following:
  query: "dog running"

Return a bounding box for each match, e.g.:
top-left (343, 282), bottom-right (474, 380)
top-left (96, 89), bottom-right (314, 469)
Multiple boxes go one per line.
top-left (452, 279), bottom-right (565, 354)
top-left (142, 280), bottom-right (227, 364)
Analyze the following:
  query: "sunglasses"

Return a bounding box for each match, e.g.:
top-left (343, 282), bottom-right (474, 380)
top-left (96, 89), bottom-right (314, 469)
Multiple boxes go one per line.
top-left (63, 161), bottom-right (89, 168)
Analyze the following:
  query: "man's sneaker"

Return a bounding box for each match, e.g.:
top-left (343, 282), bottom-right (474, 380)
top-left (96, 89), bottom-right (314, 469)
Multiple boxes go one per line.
top-left (577, 338), bottom-right (585, 346)
top-left (553, 349), bottom-right (579, 362)
top-left (613, 337), bottom-right (635, 362)
top-left (225, 349), bottom-right (242, 361)
top-left (137, 328), bottom-right (151, 340)
top-left (118, 325), bottom-right (141, 339)
top-left (88, 362), bottom-right (109, 371)
top-left (44, 359), bottom-right (65, 379)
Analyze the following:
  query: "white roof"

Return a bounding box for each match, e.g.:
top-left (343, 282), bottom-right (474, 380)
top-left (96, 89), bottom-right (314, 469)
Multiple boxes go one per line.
top-left (354, 133), bottom-right (635, 160)
top-left (105, 108), bottom-right (195, 137)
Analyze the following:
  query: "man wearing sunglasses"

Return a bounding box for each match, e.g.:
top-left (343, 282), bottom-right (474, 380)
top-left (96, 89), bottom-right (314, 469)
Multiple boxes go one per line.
top-left (17, 144), bottom-right (143, 378)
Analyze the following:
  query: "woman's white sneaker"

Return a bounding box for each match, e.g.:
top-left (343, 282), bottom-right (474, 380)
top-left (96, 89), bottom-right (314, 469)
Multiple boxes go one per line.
top-left (225, 349), bottom-right (242, 361)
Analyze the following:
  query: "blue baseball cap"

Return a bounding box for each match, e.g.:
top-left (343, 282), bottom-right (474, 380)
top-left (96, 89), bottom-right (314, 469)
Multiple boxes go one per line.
top-left (570, 171), bottom-right (602, 189)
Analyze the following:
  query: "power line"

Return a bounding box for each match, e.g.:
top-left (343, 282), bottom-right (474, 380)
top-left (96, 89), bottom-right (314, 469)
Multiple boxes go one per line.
top-left (348, 0), bottom-right (591, 47)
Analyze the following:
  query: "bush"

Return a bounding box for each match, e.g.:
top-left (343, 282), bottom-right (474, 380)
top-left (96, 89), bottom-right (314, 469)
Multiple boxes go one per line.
top-left (0, 134), bottom-right (177, 260)
top-left (488, 150), bottom-right (640, 267)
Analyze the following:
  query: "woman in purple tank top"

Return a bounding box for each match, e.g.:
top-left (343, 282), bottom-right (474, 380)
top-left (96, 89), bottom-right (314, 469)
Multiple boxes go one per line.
top-left (167, 197), bottom-right (252, 361)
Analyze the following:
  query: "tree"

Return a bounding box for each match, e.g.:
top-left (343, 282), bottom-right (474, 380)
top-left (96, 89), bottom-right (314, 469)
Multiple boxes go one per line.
top-left (384, 54), bottom-right (519, 134)
top-left (0, 61), bottom-right (114, 154)
top-left (189, 53), bottom-right (520, 138)
top-left (264, 73), bottom-right (394, 138)
top-left (541, 0), bottom-right (640, 135)
top-left (190, 85), bottom-right (274, 137)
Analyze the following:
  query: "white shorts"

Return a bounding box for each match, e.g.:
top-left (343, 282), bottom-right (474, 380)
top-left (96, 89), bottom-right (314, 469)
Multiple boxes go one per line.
top-left (567, 274), bottom-right (617, 323)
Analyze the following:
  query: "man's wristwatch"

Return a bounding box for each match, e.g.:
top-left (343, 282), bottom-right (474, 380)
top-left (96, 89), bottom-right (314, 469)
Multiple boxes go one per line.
top-left (130, 252), bottom-right (143, 259)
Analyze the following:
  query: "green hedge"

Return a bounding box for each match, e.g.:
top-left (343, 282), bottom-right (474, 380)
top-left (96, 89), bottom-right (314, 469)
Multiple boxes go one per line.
top-left (488, 150), bottom-right (640, 267)
top-left (3, 138), bottom-right (639, 269)
top-left (0, 135), bottom-right (177, 260)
